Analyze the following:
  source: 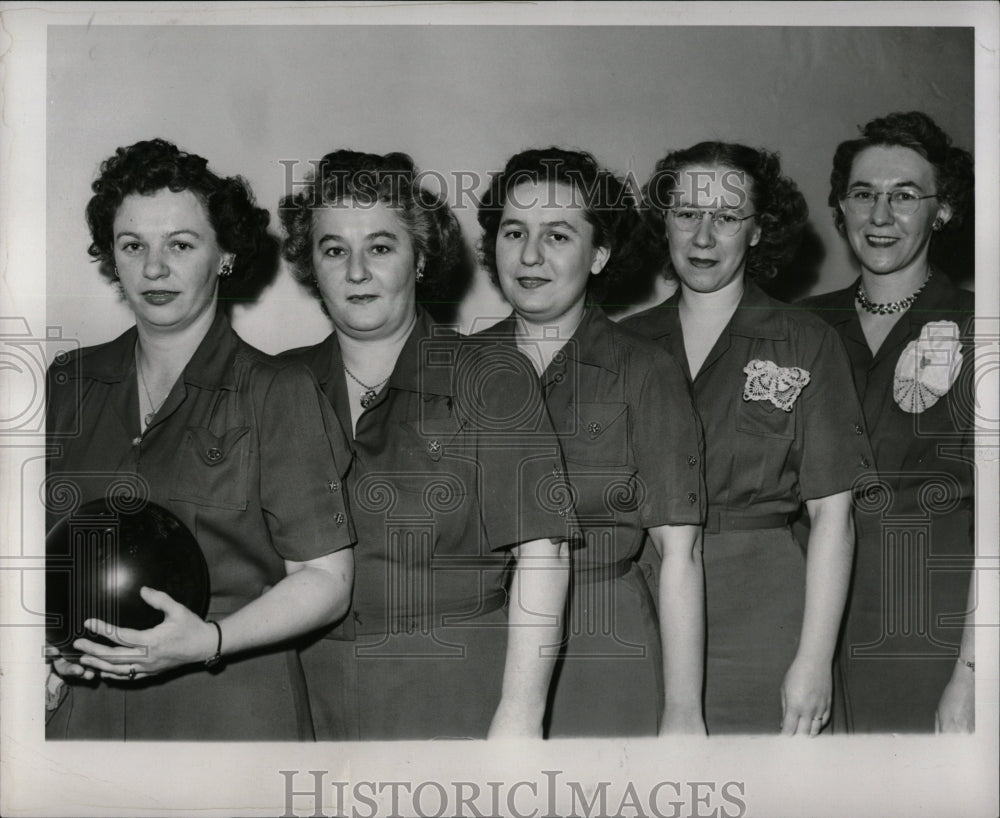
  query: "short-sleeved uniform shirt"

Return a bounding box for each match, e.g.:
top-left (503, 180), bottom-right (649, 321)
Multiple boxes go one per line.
top-left (803, 273), bottom-right (975, 518)
top-left (470, 307), bottom-right (706, 737)
top-left (475, 307), bottom-right (706, 565)
top-left (283, 309), bottom-right (573, 634)
top-left (625, 280), bottom-right (873, 520)
top-left (803, 273), bottom-right (975, 732)
top-left (45, 310), bottom-right (355, 740)
top-left (625, 280), bottom-right (875, 733)
top-left (284, 310), bottom-right (574, 739)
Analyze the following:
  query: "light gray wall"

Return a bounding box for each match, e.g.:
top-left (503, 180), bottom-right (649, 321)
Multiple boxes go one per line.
top-left (47, 25), bottom-right (973, 352)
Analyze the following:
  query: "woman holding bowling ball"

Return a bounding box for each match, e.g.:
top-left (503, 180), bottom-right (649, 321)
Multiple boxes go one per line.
top-left (45, 138), bottom-right (355, 740)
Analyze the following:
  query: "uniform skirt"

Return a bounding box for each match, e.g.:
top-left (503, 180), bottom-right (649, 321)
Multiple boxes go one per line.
top-left (299, 606), bottom-right (509, 740)
top-left (46, 646), bottom-right (312, 740)
top-left (836, 507), bottom-right (973, 733)
top-left (545, 560), bottom-right (661, 737)
top-left (704, 526), bottom-right (806, 734)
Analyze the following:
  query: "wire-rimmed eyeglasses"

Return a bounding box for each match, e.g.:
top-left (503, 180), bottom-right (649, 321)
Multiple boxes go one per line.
top-left (841, 189), bottom-right (938, 216)
top-left (666, 207), bottom-right (757, 238)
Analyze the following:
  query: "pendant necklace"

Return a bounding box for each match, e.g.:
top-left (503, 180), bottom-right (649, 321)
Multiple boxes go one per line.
top-left (136, 349), bottom-right (168, 428)
top-left (856, 271), bottom-right (931, 316)
top-left (344, 367), bottom-right (390, 409)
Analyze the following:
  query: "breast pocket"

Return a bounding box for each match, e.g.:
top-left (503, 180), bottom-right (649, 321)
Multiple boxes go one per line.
top-left (356, 417), bottom-right (471, 516)
top-left (170, 426), bottom-right (251, 510)
top-left (562, 402), bottom-right (630, 466)
top-left (735, 397), bottom-right (796, 440)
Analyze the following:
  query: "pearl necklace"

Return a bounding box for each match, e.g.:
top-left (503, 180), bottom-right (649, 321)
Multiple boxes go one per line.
top-left (856, 272), bottom-right (931, 316)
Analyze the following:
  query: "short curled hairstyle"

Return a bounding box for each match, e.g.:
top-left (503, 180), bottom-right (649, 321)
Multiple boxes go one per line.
top-left (642, 142), bottom-right (809, 281)
top-left (476, 147), bottom-right (661, 306)
top-left (278, 150), bottom-right (465, 310)
top-left (86, 138), bottom-right (271, 290)
top-left (828, 110), bottom-right (974, 236)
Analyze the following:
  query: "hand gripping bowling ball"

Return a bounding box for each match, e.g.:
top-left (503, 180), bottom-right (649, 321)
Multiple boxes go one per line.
top-left (46, 499), bottom-right (210, 653)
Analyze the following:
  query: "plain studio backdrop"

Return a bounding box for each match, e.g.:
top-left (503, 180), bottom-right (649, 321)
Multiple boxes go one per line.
top-left (46, 25), bottom-right (974, 353)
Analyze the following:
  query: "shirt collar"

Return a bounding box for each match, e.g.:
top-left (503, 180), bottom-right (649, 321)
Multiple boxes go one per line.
top-left (291, 310), bottom-right (455, 398)
top-left (182, 310), bottom-right (240, 391)
top-left (561, 306), bottom-right (621, 373)
top-left (826, 270), bottom-right (970, 326)
top-left (629, 279), bottom-right (786, 341)
top-left (72, 310), bottom-right (238, 389)
top-left (468, 307), bottom-right (622, 374)
top-left (726, 280), bottom-right (788, 340)
top-left (910, 269), bottom-right (968, 316)
top-left (386, 308), bottom-right (456, 397)
top-left (812, 282), bottom-right (857, 326)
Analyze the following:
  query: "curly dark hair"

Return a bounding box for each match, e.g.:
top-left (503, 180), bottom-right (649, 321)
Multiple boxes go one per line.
top-left (476, 147), bottom-right (661, 306)
top-left (642, 142), bottom-right (809, 281)
top-left (86, 139), bottom-right (271, 295)
top-left (278, 150), bottom-right (465, 313)
top-left (828, 110), bottom-right (974, 236)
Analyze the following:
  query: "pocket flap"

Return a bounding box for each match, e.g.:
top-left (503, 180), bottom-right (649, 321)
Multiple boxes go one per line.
top-left (573, 402), bottom-right (628, 439)
top-left (186, 426), bottom-right (251, 467)
top-left (400, 417), bottom-right (466, 462)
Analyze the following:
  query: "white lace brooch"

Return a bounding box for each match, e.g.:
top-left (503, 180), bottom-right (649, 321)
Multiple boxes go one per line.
top-left (893, 320), bottom-right (963, 414)
top-left (742, 359), bottom-right (811, 412)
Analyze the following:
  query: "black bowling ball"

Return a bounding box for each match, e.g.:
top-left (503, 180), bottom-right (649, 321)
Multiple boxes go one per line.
top-left (46, 499), bottom-right (210, 653)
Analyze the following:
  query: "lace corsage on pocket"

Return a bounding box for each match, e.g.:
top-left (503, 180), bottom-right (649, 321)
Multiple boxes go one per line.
top-left (893, 320), bottom-right (963, 414)
top-left (742, 359), bottom-right (811, 412)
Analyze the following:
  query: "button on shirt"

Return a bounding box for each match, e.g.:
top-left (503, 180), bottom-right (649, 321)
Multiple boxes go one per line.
top-left (46, 311), bottom-right (356, 617)
top-left (283, 310), bottom-right (573, 634)
top-left (802, 273), bottom-right (975, 516)
top-left (475, 308), bottom-right (706, 568)
top-left (624, 280), bottom-right (873, 518)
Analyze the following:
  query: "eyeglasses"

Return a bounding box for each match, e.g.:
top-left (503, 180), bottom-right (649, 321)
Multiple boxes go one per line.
top-left (841, 189), bottom-right (938, 216)
top-left (666, 208), bottom-right (756, 238)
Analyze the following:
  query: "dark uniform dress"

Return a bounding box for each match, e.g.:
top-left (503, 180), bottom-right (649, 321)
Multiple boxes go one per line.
top-left (284, 310), bottom-right (573, 740)
top-left (802, 273), bottom-right (975, 732)
top-left (472, 308), bottom-right (705, 737)
top-left (625, 281), bottom-right (873, 733)
top-left (45, 311), bottom-right (355, 741)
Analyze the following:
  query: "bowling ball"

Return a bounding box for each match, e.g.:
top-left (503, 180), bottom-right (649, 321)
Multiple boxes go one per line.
top-left (46, 498), bottom-right (210, 653)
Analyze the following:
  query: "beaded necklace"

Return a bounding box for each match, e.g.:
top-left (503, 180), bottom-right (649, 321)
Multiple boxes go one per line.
top-left (856, 272), bottom-right (931, 316)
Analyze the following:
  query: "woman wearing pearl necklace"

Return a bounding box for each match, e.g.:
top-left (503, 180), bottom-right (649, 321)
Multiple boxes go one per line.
top-left (803, 110), bottom-right (976, 733)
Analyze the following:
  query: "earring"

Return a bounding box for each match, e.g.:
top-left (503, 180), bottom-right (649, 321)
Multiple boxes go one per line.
top-left (932, 218), bottom-right (944, 232)
top-left (415, 264), bottom-right (425, 283)
top-left (219, 261), bottom-right (233, 278)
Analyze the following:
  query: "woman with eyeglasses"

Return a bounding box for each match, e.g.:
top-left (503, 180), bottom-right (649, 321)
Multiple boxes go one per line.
top-left (625, 142), bottom-right (873, 735)
top-left (803, 111), bottom-right (976, 733)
